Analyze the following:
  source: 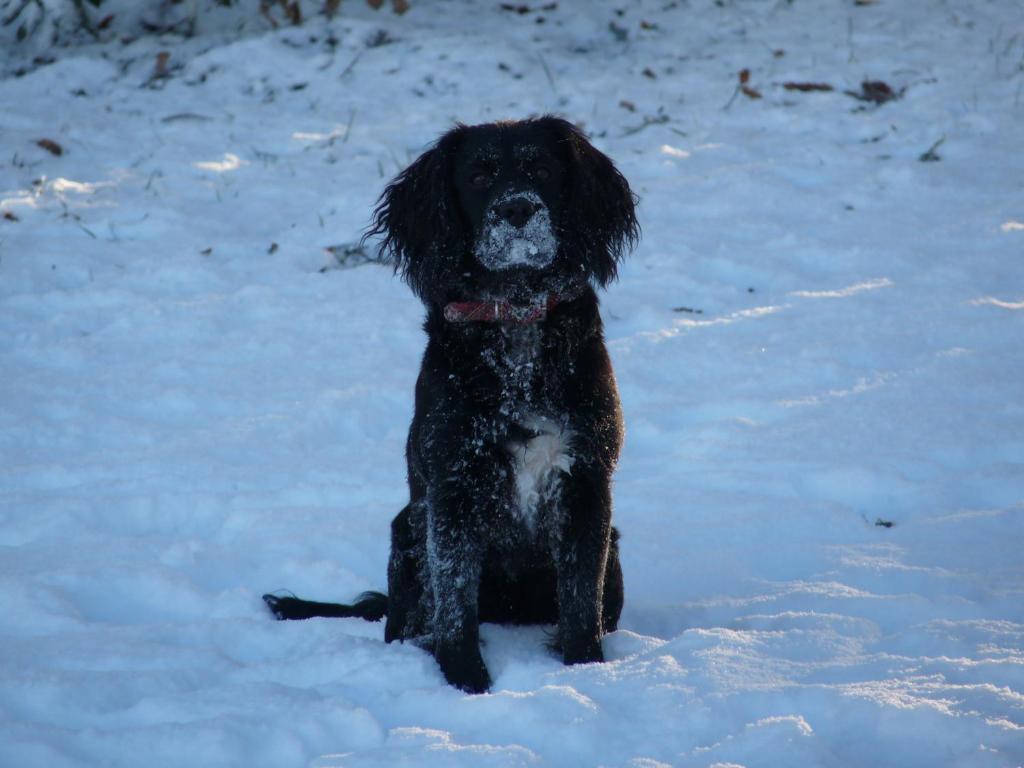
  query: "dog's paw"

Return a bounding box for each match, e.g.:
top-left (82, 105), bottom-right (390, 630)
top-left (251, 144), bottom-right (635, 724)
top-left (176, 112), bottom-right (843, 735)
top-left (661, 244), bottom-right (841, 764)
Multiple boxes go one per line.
top-left (562, 635), bottom-right (604, 666)
top-left (435, 642), bottom-right (492, 694)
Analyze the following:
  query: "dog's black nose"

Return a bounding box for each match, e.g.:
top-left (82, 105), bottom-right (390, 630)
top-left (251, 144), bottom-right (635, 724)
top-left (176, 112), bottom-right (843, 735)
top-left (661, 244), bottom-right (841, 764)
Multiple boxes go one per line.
top-left (495, 197), bottom-right (540, 228)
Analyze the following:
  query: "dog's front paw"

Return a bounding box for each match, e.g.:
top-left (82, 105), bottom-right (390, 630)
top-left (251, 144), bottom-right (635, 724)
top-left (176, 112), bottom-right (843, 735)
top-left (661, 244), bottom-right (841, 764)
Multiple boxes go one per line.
top-left (435, 641), bottom-right (492, 693)
top-left (562, 635), bottom-right (604, 666)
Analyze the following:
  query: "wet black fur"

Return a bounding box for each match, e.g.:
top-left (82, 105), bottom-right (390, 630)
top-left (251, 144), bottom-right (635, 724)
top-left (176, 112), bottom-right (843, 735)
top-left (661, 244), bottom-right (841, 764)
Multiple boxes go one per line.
top-left (265, 116), bottom-right (638, 693)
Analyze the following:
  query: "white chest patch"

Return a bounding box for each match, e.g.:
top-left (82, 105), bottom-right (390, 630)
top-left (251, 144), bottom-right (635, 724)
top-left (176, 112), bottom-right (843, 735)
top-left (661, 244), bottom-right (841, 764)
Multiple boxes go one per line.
top-left (506, 417), bottom-right (573, 530)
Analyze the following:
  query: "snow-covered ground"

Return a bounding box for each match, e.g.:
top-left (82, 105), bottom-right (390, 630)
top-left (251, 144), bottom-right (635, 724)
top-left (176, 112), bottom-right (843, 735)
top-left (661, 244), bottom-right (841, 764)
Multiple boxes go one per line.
top-left (2, 1), bottom-right (1023, 765)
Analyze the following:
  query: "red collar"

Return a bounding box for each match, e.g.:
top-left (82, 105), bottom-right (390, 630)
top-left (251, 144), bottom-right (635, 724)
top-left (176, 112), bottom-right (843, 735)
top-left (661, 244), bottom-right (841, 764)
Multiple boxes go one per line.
top-left (443, 294), bottom-right (560, 325)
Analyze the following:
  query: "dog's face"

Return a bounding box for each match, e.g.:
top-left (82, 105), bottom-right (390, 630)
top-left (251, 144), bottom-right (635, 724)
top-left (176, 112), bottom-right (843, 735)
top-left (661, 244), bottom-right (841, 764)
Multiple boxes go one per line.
top-left (453, 125), bottom-right (565, 272)
top-left (367, 116), bottom-right (638, 304)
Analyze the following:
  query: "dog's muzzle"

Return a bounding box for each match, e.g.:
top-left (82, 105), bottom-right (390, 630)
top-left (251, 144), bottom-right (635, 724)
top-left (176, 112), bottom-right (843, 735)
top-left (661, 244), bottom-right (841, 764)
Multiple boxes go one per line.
top-left (474, 191), bottom-right (558, 271)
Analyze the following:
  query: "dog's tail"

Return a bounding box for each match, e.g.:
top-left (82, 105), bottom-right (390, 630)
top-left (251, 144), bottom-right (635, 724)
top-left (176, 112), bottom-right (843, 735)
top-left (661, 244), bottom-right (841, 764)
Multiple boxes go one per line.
top-left (262, 591), bottom-right (388, 622)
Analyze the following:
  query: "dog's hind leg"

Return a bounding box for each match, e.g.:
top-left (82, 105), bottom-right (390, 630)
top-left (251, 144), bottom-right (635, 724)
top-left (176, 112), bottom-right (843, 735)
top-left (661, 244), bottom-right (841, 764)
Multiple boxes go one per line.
top-left (384, 503), bottom-right (429, 643)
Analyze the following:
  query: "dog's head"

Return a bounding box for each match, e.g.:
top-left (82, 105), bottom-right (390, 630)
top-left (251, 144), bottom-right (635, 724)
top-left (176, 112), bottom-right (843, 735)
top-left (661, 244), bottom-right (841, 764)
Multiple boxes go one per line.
top-left (366, 116), bottom-right (639, 304)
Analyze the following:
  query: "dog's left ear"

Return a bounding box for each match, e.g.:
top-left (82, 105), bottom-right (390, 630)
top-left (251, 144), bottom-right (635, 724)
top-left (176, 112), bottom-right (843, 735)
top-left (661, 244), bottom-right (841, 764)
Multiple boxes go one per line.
top-left (544, 117), bottom-right (640, 286)
top-left (364, 127), bottom-right (466, 300)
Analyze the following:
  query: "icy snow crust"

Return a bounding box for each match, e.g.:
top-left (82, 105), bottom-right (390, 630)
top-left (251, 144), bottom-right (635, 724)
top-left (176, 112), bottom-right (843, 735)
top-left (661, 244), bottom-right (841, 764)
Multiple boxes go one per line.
top-left (2, 1), bottom-right (1024, 766)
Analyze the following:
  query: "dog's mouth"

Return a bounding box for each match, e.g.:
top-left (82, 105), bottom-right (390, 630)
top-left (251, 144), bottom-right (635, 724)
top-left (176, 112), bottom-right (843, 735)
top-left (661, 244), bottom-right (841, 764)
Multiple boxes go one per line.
top-left (474, 193), bottom-right (558, 272)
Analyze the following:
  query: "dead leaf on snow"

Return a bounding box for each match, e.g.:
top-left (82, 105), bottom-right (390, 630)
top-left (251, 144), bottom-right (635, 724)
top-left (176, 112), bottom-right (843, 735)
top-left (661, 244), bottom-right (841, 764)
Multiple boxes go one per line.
top-left (154, 51), bottom-right (170, 79)
top-left (845, 79), bottom-right (903, 104)
top-left (37, 139), bottom-right (63, 156)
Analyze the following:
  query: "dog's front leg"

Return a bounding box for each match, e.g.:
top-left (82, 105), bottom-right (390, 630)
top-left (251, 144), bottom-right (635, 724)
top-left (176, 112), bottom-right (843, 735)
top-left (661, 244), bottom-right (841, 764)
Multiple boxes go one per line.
top-left (425, 468), bottom-right (499, 693)
top-left (554, 463), bottom-right (613, 666)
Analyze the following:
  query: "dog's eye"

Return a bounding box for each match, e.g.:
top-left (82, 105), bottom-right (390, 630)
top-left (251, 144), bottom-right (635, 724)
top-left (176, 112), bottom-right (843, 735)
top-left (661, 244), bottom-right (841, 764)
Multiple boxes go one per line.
top-left (532, 165), bottom-right (552, 182)
top-left (470, 171), bottom-right (493, 188)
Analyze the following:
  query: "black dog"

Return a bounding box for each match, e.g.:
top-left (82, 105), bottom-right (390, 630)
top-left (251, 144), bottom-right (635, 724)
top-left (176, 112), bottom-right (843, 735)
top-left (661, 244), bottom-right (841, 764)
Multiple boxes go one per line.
top-left (265, 116), bottom-right (639, 693)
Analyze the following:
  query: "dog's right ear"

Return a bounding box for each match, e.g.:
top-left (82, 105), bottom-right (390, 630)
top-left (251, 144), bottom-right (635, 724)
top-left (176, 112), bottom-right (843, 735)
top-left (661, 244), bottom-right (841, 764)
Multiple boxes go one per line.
top-left (364, 128), bottom-right (465, 300)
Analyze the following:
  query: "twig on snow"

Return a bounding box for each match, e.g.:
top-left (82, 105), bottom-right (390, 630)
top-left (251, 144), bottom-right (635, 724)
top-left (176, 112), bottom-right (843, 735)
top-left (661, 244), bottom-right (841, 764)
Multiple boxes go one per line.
top-left (621, 112), bottom-right (669, 136)
top-left (343, 108), bottom-right (357, 143)
top-left (3, 0), bottom-right (44, 41)
top-left (340, 50), bottom-right (363, 79)
top-left (918, 135), bottom-right (946, 162)
top-left (537, 53), bottom-right (556, 93)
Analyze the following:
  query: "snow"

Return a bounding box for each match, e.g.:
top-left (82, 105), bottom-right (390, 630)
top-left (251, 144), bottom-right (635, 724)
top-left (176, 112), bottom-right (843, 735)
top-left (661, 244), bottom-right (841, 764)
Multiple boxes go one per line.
top-left (1, 0), bottom-right (1023, 766)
